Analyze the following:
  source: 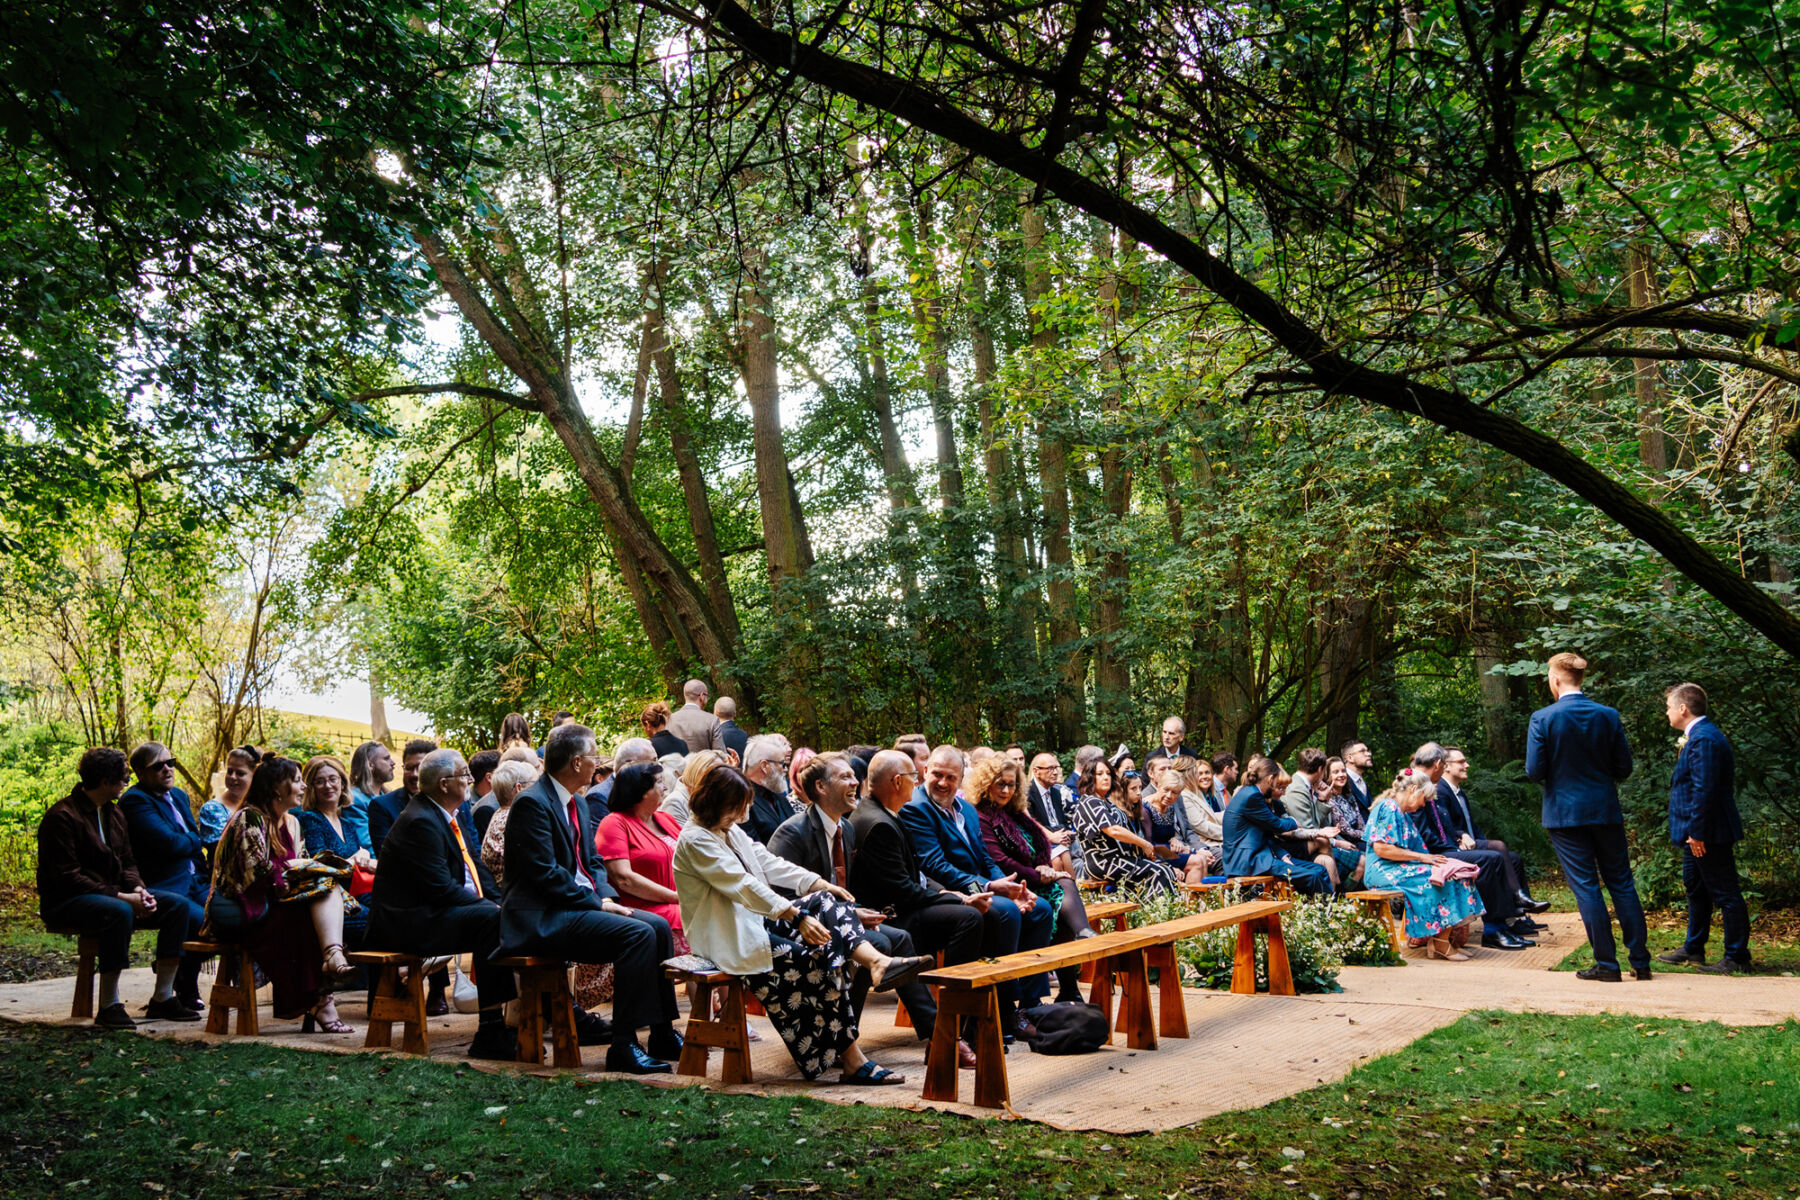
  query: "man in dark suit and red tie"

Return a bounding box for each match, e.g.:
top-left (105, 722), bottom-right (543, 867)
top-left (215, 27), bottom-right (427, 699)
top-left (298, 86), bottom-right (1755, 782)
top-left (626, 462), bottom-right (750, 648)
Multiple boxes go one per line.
top-left (1525, 652), bottom-right (1650, 982)
top-left (1656, 683), bottom-right (1751, 974)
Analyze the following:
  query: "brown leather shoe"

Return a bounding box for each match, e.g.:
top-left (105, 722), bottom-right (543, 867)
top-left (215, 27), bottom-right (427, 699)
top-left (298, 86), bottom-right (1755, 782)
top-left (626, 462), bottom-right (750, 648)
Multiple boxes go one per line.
top-left (957, 1039), bottom-right (978, 1070)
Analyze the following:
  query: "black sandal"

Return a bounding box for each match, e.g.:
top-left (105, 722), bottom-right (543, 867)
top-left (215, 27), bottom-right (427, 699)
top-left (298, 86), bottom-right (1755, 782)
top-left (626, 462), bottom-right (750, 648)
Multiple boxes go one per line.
top-left (873, 954), bottom-right (933, 992)
top-left (839, 1061), bottom-right (906, 1086)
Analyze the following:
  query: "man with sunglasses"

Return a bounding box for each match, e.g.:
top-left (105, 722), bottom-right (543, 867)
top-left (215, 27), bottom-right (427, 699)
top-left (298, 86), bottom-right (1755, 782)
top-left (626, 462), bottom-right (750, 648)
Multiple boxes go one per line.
top-left (119, 742), bottom-right (210, 1012)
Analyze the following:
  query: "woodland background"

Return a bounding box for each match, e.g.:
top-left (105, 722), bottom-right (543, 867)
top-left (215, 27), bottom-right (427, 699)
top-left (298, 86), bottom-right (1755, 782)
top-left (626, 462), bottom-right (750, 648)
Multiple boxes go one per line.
top-left (1, 0), bottom-right (1796, 901)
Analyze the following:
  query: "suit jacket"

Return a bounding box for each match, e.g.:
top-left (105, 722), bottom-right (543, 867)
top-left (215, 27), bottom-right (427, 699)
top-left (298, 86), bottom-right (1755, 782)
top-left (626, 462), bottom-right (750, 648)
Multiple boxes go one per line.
top-left (900, 788), bottom-right (1003, 893)
top-left (1411, 790), bottom-right (1457, 854)
top-left (498, 775), bottom-right (619, 954)
top-left (118, 785), bottom-right (205, 895)
top-left (846, 801), bottom-right (959, 918)
top-left (1668, 717), bottom-right (1742, 845)
top-left (1343, 772), bottom-right (1373, 816)
top-left (743, 782), bottom-right (792, 846)
top-left (1525, 692), bottom-right (1634, 827)
top-left (1026, 780), bottom-right (1076, 831)
top-left (1221, 783), bottom-right (1300, 877)
top-left (667, 703), bottom-right (725, 754)
top-left (366, 788), bottom-right (412, 857)
top-left (717, 719), bottom-right (748, 762)
top-left (1144, 744), bottom-right (1197, 765)
top-left (767, 805), bottom-right (855, 897)
top-left (1278, 776), bottom-right (1329, 828)
top-left (1435, 780), bottom-right (1484, 843)
top-left (365, 798), bottom-right (500, 953)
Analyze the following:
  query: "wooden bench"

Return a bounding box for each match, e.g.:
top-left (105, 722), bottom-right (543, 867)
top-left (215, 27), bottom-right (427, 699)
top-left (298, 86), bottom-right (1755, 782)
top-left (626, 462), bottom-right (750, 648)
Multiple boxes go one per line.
top-left (183, 940), bottom-right (259, 1036)
top-left (45, 928), bottom-right (99, 1020)
top-left (348, 951), bottom-right (430, 1055)
top-left (492, 956), bottom-right (581, 1068)
top-left (1181, 875), bottom-right (1292, 901)
top-left (1075, 899), bottom-right (1138, 984)
top-left (1345, 889), bottom-right (1406, 953)
top-left (664, 960), bottom-right (755, 1084)
top-left (918, 899), bottom-right (1293, 1108)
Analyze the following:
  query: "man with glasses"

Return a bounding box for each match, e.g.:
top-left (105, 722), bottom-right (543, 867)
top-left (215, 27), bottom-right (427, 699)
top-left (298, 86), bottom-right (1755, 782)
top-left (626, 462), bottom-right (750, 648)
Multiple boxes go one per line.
top-left (1438, 746), bottom-right (1549, 918)
top-left (1026, 753), bottom-right (1083, 878)
top-left (740, 734), bottom-right (796, 845)
top-left (498, 723), bottom-right (683, 1074)
top-left (119, 742), bottom-right (210, 1013)
top-left (366, 749), bottom-right (518, 1059)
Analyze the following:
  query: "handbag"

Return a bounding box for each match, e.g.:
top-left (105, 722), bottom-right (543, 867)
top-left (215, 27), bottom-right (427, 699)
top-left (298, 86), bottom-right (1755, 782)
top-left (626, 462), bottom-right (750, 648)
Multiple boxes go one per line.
top-left (349, 862), bottom-right (376, 898)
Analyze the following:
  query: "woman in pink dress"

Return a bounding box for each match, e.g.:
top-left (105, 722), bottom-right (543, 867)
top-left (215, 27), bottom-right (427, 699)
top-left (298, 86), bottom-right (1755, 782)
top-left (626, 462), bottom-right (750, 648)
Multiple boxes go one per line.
top-left (596, 761), bottom-right (688, 955)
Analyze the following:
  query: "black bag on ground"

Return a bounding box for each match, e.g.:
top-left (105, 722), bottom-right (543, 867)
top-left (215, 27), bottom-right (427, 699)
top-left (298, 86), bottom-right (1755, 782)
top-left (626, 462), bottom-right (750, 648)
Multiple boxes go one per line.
top-left (1017, 1002), bottom-right (1109, 1055)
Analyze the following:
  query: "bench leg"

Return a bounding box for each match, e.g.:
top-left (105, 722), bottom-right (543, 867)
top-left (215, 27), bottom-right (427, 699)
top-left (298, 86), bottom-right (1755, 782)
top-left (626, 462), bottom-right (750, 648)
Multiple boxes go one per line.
top-left (545, 978), bottom-right (581, 1069)
top-left (677, 980), bottom-right (715, 1078)
top-left (1115, 949), bottom-right (1157, 1051)
top-left (400, 969), bottom-right (429, 1056)
top-left (925, 988), bottom-right (1008, 1108)
top-left (1146, 944), bottom-right (1188, 1039)
top-left (1232, 921), bottom-right (1259, 995)
top-left (515, 972), bottom-right (544, 1065)
top-left (1363, 897), bottom-right (1405, 954)
top-left (1087, 955), bottom-right (1117, 1043)
top-left (236, 951), bottom-right (260, 1035)
top-left (72, 936), bottom-right (97, 1020)
top-left (364, 965), bottom-right (400, 1049)
top-left (1260, 915), bottom-right (1295, 996)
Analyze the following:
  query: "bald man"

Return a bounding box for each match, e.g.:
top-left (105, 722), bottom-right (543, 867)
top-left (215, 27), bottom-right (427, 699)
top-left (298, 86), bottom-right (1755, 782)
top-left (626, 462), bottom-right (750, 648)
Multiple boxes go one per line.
top-left (668, 680), bottom-right (725, 754)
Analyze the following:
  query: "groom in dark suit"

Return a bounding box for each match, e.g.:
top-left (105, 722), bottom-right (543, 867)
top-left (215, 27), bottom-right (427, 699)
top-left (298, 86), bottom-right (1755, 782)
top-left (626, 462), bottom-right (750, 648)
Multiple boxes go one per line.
top-left (1657, 683), bottom-right (1750, 973)
top-left (1525, 652), bottom-right (1650, 981)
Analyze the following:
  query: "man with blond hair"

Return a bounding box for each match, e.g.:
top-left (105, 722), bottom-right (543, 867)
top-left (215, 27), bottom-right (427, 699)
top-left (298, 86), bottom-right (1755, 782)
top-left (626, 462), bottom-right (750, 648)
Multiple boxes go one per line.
top-left (1525, 651), bottom-right (1648, 981)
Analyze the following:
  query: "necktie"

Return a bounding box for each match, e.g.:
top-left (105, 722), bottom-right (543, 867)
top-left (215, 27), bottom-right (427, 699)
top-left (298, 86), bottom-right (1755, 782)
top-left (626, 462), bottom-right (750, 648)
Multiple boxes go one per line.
top-left (831, 825), bottom-right (847, 889)
top-left (449, 816), bottom-right (482, 899)
top-left (568, 797), bottom-right (594, 890)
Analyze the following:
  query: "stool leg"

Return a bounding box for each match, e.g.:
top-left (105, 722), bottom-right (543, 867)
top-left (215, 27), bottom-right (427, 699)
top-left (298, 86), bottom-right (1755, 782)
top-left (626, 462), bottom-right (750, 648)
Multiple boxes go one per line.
top-left (515, 973), bottom-right (544, 1065)
top-left (547, 978), bottom-right (580, 1069)
top-left (401, 967), bottom-right (429, 1056)
top-left (364, 966), bottom-right (398, 1049)
top-left (72, 936), bottom-right (97, 1020)
top-left (677, 981), bottom-right (714, 1078)
top-left (720, 982), bottom-right (752, 1085)
top-left (236, 950), bottom-right (260, 1035)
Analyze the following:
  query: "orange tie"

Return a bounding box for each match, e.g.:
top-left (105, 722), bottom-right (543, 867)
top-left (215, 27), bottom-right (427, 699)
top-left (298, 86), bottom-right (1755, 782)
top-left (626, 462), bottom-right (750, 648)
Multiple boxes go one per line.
top-left (450, 818), bottom-right (483, 899)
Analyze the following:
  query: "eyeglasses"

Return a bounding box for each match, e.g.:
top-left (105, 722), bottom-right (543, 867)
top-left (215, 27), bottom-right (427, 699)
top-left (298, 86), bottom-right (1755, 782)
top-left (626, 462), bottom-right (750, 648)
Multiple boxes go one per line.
top-left (149, 759), bottom-right (177, 772)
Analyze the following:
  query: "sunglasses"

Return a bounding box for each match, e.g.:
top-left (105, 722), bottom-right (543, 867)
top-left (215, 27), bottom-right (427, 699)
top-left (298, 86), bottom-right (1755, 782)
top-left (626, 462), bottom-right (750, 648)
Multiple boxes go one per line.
top-left (149, 759), bottom-right (177, 772)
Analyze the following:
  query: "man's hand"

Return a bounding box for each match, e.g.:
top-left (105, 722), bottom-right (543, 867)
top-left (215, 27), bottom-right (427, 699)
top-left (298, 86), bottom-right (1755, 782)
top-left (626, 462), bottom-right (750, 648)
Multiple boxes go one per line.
top-left (1047, 828), bottom-right (1072, 846)
top-left (120, 888), bottom-right (151, 915)
top-left (1316, 825), bottom-right (1340, 840)
top-left (601, 898), bottom-right (633, 917)
top-left (961, 891), bottom-right (994, 913)
top-left (856, 907), bottom-right (886, 928)
top-left (987, 874), bottom-right (1027, 901)
top-left (1458, 833), bottom-right (1476, 850)
top-left (1687, 837), bottom-right (1706, 858)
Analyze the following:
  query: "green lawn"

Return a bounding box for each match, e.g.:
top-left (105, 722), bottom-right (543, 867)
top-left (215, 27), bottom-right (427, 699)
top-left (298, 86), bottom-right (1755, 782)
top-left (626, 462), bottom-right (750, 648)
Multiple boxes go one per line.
top-left (2, 1012), bottom-right (1797, 1199)
top-left (1549, 900), bottom-right (1800, 976)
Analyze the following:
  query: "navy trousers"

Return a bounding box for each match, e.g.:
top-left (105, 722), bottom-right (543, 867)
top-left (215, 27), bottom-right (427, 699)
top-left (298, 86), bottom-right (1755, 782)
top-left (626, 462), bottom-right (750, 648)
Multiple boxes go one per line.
top-left (1547, 824), bottom-right (1649, 974)
top-left (43, 891), bottom-right (191, 974)
top-left (1682, 842), bottom-right (1750, 965)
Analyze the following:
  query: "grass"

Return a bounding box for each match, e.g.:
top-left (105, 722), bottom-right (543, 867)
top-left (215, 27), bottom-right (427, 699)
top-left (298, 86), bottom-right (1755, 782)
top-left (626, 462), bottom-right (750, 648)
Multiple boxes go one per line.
top-left (1550, 900), bottom-right (1800, 976)
top-left (2, 1011), bottom-right (1797, 1200)
top-left (0, 891), bottom-right (158, 984)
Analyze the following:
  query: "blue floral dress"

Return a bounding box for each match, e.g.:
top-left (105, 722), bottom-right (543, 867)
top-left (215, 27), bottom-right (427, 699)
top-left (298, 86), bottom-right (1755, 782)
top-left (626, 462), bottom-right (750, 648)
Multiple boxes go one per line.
top-left (1362, 797), bottom-right (1484, 937)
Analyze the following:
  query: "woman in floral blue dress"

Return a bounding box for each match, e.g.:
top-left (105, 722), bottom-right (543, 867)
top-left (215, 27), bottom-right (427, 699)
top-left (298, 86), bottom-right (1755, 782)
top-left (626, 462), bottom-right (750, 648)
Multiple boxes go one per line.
top-left (1363, 771), bottom-right (1484, 960)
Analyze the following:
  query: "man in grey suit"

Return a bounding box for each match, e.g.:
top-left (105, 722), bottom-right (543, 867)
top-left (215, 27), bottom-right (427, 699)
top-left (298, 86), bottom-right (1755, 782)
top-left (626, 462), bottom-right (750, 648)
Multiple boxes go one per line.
top-left (770, 752), bottom-right (938, 1042)
top-left (667, 679), bottom-right (725, 754)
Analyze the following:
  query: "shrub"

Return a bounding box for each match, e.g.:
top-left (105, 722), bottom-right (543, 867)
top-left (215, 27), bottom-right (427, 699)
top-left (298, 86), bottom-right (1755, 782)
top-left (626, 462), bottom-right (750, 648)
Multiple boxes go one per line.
top-left (1119, 884), bottom-right (1402, 995)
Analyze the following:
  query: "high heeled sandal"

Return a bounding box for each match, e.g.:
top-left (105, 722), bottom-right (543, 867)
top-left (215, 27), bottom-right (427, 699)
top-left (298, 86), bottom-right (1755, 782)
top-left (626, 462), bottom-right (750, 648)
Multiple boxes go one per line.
top-left (321, 943), bottom-right (359, 985)
top-left (1427, 937), bottom-right (1471, 962)
top-left (301, 1006), bottom-right (354, 1034)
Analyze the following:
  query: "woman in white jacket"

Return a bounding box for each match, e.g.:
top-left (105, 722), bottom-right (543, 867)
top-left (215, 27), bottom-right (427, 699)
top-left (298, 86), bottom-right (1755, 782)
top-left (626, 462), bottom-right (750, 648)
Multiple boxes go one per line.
top-left (673, 766), bottom-right (930, 1084)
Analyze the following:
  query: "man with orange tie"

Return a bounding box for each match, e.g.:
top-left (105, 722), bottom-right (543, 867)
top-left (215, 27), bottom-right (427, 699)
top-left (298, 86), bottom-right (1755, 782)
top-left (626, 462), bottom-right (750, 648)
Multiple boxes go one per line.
top-left (365, 748), bottom-right (518, 1060)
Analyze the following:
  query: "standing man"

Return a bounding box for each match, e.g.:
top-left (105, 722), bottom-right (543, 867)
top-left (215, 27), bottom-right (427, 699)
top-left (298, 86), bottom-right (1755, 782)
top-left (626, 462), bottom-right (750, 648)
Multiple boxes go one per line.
top-left (668, 680), bottom-right (726, 754)
top-left (1525, 652), bottom-right (1649, 982)
top-left (1144, 717), bottom-right (1197, 766)
top-left (713, 696), bottom-right (748, 763)
top-left (1339, 741), bottom-right (1374, 817)
top-left (1658, 683), bottom-right (1749, 974)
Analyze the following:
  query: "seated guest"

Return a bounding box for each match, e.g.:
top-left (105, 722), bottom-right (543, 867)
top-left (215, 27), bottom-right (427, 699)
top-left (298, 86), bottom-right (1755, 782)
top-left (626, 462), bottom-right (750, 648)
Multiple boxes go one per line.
top-left (1279, 748), bottom-right (1362, 890)
top-left (969, 754), bottom-right (1092, 1004)
top-left (299, 754), bottom-right (370, 946)
top-left (347, 740), bottom-right (395, 850)
top-left (367, 738), bottom-right (437, 857)
top-left (662, 748), bottom-right (726, 826)
top-left (467, 750), bottom-right (503, 837)
top-left (1438, 746), bottom-right (1547, 913)
top-left (740, 735), bottom-right (797, 845)
top-left (118, 742), bottom-right (209, 1009)
top-left (1107, 746), bottom-right (1137, 780)
top-left (1071, 756), bottom-right (1180, 897)
top-left (902, 745), bottom-right (1055, 1038)
top-left (1220, 756), bottom-right (1334, 895)
top-left (1067, 743), bottom-right (1103, 794)
top-left (37, 748), bottom-right (198, 1027)
top-left (1323, 756), bottom-right (1366, 848)
top-left (589, 737), bottom-right (654, 818)
top-left (1025, 752), bottom-right (1083, 878)
top-left (1363, 771), bottom-right (1485, 960)
top-left (1210, 752), bottom-right (1238, 808)
top-left (477, 759), bottom-right (537, 887)
top-left (498, 722), bottom-right (685, 1074)
top-left (771, 754), bottom-right (939, 1043)
top-left (596, 762), bottom-right (688, 954)
top-left (674, 767), bottom-right (928, 1084)
top-left (199, 745), bottom-right (258, 848)
top-left (365, 749), bottom-right (519, 1058)
top-left (640, 702), bottom-right (688, 760)
top-left (1409, 743), bottom-right (1532, 949)
top-left (207, 756), bottom-right (359, 1030)
top-left (497, 712), bottom-right (534, 757)
top-left (787, 746), bottom-right (816, 797)
top-left (1169, 756), bottom-right (1226, 852)
top-left (1140, 768), bottom-right (1215, 884)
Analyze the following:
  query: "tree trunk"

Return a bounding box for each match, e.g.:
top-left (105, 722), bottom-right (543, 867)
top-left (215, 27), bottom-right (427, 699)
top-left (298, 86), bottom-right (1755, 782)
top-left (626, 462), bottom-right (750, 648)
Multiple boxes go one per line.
top-left (1628, 245), bottom-right (1668, 474)
top-left (901, 192), bottom-right (966, 513)
top-left (1091, 223), bottom-right (1135, 745)
top-left (370, 661), bottom-right (392, 746)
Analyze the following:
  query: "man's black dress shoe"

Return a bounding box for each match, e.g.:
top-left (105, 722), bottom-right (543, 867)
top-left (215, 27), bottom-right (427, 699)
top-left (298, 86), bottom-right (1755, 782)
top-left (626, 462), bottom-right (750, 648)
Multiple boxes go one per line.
top-left (605, 1043), bottom-right (674, 1075)
top-left (646, 1029), bottom-right (684, 1061)
top-left (1576, 966), bottom-right (1622, 982)
top-left (1481, 930), bottom-right (1531, 950)
top-left (95, 1002), bottom-right (137, 1029)
top-left (1507, 919), bottom-right (1543, 937)
top-left (1633, 967), bottom-right (1653, 981)
top-left (1698, 958), bottom-right (1751, 975)
top-left (574, 1009), bottom-right (613, 1046)
top-left (425, 991), bottom-right (450, 1017)
top-left (1515, 893), bottom-right (1552, 914)
top-left (144, 996), bottom-right (202, 1022)
top-left (1656, 947), bottom-right (1705, 966)
top-left (468, 1024), bottom-right (520, 1060)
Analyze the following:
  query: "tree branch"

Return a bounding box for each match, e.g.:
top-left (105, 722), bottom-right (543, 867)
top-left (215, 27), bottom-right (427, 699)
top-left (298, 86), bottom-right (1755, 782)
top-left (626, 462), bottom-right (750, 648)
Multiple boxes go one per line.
top-left (352, 382), bottom-right (541, 413)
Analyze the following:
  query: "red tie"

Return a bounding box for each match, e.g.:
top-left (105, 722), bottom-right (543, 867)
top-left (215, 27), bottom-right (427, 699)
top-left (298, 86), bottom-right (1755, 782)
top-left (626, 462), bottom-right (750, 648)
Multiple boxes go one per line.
top-left (568, 797), bottom-right (585, 865)
top-left (831, 826), bottom-right (848, 889)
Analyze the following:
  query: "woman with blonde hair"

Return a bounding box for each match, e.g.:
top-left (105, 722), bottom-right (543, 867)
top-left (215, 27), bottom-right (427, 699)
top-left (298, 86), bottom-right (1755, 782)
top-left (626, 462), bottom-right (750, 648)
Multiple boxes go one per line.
top-left (969, 755), bottom-right (1091, 1004)
top-left (1363, 770), bottom-right (1484, 961)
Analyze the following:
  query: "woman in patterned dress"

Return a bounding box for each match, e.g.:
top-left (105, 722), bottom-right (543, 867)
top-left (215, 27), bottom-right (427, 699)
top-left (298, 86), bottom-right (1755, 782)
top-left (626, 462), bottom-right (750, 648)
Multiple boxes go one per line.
top-left (1362, 771), bottom-right (1485, 960)
top-left (672, 767), bottom-right (931, 1084)
top-left (1071, 758), bottom-right (1180, 897)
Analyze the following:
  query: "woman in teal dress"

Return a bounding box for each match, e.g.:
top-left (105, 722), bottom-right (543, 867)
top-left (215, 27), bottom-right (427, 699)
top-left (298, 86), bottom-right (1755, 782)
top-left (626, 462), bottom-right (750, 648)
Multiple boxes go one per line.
top-left (1363, 771), bottom-right (1484, 960)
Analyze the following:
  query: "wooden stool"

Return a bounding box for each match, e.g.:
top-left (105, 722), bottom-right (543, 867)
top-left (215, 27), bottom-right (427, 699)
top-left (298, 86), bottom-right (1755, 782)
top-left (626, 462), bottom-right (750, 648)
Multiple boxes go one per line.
top-left (183, 940), bottom-right (259, 1035)
top-left (494, 957), bottom-right (580, 1068)
top-left (665, 962), bottom-right (754, 1084)
top-left (1346, 889), bottom-right (1406, 953)
top-left (348, 951), bottom-right (429, 1054)
top-left (46, 928), bottom-right (99, 1020)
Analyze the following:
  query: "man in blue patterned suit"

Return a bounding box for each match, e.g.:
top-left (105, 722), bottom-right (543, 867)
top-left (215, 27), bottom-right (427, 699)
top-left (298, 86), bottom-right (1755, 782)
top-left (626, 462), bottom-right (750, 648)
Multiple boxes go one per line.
top-left (1657, 682), bottom-right (1750, 974)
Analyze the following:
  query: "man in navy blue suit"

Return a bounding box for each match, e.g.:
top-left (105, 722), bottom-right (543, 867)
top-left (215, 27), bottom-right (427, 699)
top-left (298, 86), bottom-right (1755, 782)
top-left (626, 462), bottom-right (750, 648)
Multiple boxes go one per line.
top-left (1524, 652), bottom-right (1650, 981)
top-left (1339, 740), bottom-right (1375, 817)
top-left (900, 744), bottom-right (1054, 1039)
top-left (1657, 683), bottom-right (1750, 974)
top-left (118, 742), bottom-right (210, 1010)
